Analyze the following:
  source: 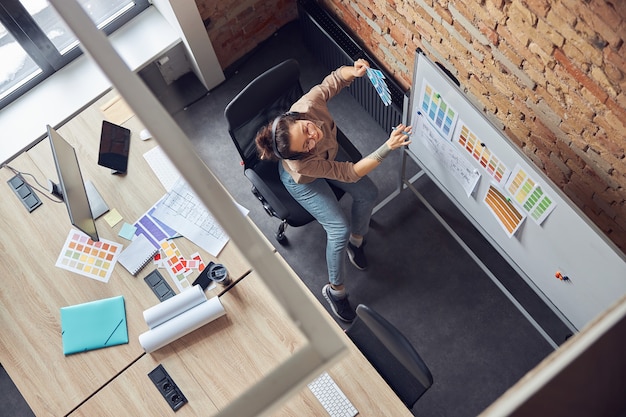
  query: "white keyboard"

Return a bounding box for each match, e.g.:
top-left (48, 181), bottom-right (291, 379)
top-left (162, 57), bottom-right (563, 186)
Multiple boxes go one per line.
top-left (308, 372), bottom-right (358, 417)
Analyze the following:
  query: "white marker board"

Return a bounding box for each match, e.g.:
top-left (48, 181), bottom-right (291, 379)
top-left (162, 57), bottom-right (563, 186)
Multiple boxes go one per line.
top-left (407, 50), bottom-right (626, 331)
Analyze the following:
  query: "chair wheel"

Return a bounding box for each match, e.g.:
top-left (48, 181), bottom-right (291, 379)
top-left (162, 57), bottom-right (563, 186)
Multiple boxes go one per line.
top-left (275, 231), bottom-right (287, 243)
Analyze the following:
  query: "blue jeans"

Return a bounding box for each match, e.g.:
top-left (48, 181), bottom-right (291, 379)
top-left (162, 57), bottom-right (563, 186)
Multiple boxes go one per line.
top-left (279, 163), bottom-right (378, 286)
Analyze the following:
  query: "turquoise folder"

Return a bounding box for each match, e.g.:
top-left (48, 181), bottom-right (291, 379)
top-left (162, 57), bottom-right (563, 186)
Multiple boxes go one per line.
top-left (60, 295), bottom-right (129, 355)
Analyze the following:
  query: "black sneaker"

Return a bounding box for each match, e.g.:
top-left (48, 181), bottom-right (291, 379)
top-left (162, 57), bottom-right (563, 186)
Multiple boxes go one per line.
top-left (347, 241), bottom-right (367, 270)
top-left (322, 284), bottom-right (356, 323)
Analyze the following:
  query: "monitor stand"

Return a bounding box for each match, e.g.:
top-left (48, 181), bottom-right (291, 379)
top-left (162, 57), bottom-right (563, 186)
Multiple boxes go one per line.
top-left (48, 179), bottom-right (109, 219)
top-left (85, 180), bottom-right (109, 219)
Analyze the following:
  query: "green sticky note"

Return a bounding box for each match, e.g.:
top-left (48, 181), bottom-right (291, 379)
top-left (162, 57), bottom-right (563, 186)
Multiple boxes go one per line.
top-left (118, 222), bottom-right (137, 240)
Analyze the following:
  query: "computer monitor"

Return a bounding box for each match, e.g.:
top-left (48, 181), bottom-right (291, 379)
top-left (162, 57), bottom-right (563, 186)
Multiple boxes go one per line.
top-left (47, 125), bottom-right (99, 242)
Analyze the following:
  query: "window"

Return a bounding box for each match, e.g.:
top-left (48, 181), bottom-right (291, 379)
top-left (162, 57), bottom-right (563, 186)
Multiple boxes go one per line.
top-left (0, 0), bottom-right (149, 110)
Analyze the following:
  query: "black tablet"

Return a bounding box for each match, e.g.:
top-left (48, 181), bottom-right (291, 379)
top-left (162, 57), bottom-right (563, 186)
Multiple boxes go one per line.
top-left (98, 120), bottom-right (130, 174)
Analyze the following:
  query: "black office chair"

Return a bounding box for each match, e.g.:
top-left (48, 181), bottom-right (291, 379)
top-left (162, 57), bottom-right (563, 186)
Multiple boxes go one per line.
top-left (224, 59), bottom-right (361, 243)
top-left (345, 304), bottom-right (434, 408)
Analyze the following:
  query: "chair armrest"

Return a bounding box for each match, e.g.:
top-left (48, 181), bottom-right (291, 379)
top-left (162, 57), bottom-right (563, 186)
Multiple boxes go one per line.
top-left (336, 127), bottom-right (362, 162)
top-left (244, 167), bottom-right (290, 220)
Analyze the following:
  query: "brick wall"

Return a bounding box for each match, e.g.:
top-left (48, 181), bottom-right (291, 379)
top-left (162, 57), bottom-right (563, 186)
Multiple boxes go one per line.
top-left (195, 0), bottom-right (298, 69)
top-left (318, 0), bottom-right (626, 254)
top-left (196, 0), bottom-right (626, 254)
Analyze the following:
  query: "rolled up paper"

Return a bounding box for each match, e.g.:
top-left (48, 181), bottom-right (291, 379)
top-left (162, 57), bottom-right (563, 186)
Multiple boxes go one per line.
top-left (139, 296), bottom-right (226, 353)
top-left (143, 284), bottom-right (206, 329)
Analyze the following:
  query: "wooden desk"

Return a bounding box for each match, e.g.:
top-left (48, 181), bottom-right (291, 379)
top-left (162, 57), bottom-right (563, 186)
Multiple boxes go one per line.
top-left (71, 265), bottom-right (412, 416)
top-left (0, 90), bottom-right (258, 416)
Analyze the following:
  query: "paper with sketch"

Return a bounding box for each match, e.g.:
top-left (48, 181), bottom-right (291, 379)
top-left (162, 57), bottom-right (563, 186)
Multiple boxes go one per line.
top-left (152, 178), bottom-right (229, 256)
top-left (418, 113), bottom-right (480, 197)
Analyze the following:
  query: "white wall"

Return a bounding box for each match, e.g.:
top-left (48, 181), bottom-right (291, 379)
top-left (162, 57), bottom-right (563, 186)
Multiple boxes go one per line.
top-left (151, 0), bottom-right (225, 90)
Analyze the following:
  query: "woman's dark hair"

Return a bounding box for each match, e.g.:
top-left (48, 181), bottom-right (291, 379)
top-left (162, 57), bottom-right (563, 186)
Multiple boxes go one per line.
top-left (255, 113), bottom-right (307, 161)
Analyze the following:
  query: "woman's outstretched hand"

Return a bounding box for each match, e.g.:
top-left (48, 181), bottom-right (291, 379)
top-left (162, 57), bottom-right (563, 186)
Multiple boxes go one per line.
top-left (386, 123), bottom-right (412, 150)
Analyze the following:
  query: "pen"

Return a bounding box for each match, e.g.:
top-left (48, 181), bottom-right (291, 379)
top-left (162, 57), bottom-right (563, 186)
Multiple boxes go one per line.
top-left (393, 126), bottom-right (412, 136)
top-left (167, 235), bottom-right (183, 240)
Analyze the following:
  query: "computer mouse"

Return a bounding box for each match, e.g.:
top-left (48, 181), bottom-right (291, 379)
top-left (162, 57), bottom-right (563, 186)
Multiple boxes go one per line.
top-left (139, 129), bottom-right (152, 140)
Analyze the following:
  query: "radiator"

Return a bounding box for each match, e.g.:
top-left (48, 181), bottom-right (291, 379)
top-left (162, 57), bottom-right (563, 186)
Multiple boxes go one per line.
top-left (298, 0), bottom-right (405, 133)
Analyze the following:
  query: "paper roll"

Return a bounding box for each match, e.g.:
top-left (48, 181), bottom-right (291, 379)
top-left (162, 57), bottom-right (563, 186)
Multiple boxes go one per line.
top-left (143, 284), bottom-right (206, 329)
top-left (139, 296), bottom-right (226, 353)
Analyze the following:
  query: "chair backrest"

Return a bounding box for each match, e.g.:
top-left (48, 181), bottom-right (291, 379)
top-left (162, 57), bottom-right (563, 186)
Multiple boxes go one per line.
top-left (224, 59), bottom-right (304, 169)
top-left (345, 304), bottom-right (434, 408)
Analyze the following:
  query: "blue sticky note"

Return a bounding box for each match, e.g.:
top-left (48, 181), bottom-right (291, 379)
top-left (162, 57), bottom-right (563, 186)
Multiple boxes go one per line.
top-left (60, 295), bottom-right (129, 355)
top-left (118, 222), bottom-right (137, 240)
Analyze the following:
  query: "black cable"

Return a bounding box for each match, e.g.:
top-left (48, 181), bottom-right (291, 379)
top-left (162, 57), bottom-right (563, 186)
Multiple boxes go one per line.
top-left (1, 163), bottom-right (63, 203)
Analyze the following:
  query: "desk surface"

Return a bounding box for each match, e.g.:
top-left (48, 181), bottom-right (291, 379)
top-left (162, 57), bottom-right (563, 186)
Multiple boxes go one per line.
top-left (1, 90), bottom-right (410, 417)
top-left (0, 90), bottom-right (255, 416)
top-left (70, 268), bottom-right (412, 416)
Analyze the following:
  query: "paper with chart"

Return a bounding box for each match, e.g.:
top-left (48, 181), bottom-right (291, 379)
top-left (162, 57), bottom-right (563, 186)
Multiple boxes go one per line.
top-left (133, 196), bottom-right (179, 249)
top-left (483, 185), bottom-right (525, 238)
top-left (56, 229), bottom-right (122, 282)
top-left (419, 80), bottom-right (459, 141)
top-left (505, 164), bottom-right (556, 225)
top-left (454, 121), bottom-right (511, 187)
top-left (417, 113), bottom-right (480, 196)
top-left (151, 178), bottom-right (249, 256)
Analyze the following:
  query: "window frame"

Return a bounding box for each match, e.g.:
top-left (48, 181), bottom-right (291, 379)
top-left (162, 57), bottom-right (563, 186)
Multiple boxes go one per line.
top-left (0, 0), bottom-right (150, 110)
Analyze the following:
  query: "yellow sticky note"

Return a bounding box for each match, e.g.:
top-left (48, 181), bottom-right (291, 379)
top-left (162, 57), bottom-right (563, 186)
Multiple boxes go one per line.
top-left (104, 208), bottom-right (123, 227)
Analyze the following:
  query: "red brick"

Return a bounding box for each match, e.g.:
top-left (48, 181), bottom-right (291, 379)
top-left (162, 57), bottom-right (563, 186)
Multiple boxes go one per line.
top-left (557, 139), bottom-right (584, 169)
top-left (553, 48), bottom-right (608, 103)
top-left (434, 2), bottom-right (453, 25)
top-left (595, 125), bottom-right (626, 160)
top-left (544, 156), bottom-right (569, 188)
top-left (604, 98), bottom-right (626, 129)
top-left (536, 19), bottom-right (565, 48)
top-left (590, 0), bottom-right (622, 30)
top-left (524, 0), bottom-right (550, 18)
top-left (478, 20), bottom-right (499, 45)
top-left (503, 119), bottom-right (531, 148)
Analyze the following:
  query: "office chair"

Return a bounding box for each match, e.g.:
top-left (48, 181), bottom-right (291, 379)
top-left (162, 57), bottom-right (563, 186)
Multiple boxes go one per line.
top-left (345, 304), bottom-right (434, 408)
top-left (224, 59), bottom-right (362, 243)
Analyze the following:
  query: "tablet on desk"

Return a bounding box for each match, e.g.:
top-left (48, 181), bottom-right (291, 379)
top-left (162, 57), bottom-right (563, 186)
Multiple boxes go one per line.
top-left (98, 120), bottom-right (130, 174)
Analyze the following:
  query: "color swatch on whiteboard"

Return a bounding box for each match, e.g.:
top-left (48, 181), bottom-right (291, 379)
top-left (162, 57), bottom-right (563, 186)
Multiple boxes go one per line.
top-left (420, 80), bottom-right (458, 141)
top-left (56, 229), bottom-right (122, 282)
top-left (484, 185), bottom-right (525, 238)
top-left (505, 164), bottom-right (556, 225)
top-left (524, 185), bottom-right (556, 224)
top-left (506, 165), bottom-right (535, 205)
top-left (455, 122), bottom-right (510, 186)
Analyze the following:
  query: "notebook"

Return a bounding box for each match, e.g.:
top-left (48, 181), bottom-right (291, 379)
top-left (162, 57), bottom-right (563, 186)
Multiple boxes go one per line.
top-left (60, 295), bottom-right (128, 355)
top-left (117, 233), bottom-right (159, 275)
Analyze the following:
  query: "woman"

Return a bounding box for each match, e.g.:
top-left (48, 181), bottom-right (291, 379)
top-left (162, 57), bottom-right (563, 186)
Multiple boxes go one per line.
top-left (255, 59), bottom-right (411, 322)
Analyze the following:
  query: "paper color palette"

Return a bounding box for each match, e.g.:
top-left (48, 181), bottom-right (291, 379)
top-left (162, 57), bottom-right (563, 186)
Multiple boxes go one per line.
top-left (56, 230), bottom-right (122, 282)
top-left (505, 164), bottom-right (557, 225)
top-left (484, 186), bottom-right (525, 238)
top-left (455, 122), bottom-right (511, 186)
top-left (160, 240), bottom-right (192, 292)
top-left (420, 80), bottom-right (458, 141)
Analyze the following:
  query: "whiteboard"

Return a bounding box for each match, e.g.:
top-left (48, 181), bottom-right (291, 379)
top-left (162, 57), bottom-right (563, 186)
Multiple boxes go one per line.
top-left (407, 50), bottom-right (626, 331)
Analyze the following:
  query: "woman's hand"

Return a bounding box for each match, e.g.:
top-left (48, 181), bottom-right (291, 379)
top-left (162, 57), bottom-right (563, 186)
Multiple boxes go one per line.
top-left (353, 59), bottom-right (370, 78)
top-left (386, 123), bottom-right (412, 150)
